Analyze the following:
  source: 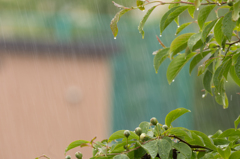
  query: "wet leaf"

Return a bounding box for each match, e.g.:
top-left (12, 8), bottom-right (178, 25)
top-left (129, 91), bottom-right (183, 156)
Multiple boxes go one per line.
top-left (110, 9), bottom-right (130, 38)
top-left (138, 6), bottom-right (157, 39)
top-left (167, 53), bottom-right (196, 84)
top-left (170, 33), bottom-right (194, 58)
top-left (165, 108), bottom-right (191, 127)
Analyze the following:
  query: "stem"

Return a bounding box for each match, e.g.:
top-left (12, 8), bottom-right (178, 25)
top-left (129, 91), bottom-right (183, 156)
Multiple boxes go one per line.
top-left (169, 135), bottom-right (212, 150)
top-left (156, 35), bottom-right (166, 48)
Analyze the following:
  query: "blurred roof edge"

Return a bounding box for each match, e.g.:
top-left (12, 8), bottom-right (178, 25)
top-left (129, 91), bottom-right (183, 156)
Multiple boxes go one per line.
top-left (0, 40), bottom-right (120, 58)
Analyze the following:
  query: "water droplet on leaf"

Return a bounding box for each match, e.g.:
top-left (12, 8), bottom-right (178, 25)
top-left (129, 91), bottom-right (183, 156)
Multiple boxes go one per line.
top-left (202, 94), bottom-right (206, 98)
top-left (160, 35), bottom-right (162, 37)
top-left (177, 25), bottom-right (180, 28)
top-left (172, 79), bottom-right (175, 82)
top-left (197, 8), bottom-right (199, 10)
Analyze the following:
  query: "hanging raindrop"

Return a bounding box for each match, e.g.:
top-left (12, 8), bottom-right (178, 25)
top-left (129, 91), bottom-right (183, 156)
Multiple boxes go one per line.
top-left (177, 25), bottom-right (180, 28)
top-left (197, 8), bottom-right (199, 10)
top-left (160, 35), bottom-right (162, 37)
top-left (172, 79), bottom-right (175, 82)
top-left (202, 94), bottom-right (206, 98)
top-left (114, 37), bottom-right (117, 39)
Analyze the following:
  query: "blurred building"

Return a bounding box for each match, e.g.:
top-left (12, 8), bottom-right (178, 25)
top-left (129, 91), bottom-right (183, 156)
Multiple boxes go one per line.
top-left (0, 40), bottom-right (117, 158)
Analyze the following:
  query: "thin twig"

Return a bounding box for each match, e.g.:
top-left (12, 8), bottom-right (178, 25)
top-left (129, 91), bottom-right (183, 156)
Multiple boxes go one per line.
top-left (169, 135), bottom-right (211, 150)
top-left (156, 35), bottom-right (166, 48)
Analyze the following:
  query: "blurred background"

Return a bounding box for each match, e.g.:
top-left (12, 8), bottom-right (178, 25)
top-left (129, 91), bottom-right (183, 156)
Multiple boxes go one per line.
top-left (0, 0), bottom-right (239, 158)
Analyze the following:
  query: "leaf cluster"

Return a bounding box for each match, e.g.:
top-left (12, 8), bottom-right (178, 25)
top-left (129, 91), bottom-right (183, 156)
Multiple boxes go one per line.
top-left (110, 0), bottom-right (240, 109)
top-left (64, 108), bottom-right (240, 159)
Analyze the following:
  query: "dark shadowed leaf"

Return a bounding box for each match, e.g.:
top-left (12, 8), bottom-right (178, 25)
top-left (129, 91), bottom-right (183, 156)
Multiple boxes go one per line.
top-left (222, 11), bottom-right (236, 41)
top-left (214, 17), bottom-right (224, 47)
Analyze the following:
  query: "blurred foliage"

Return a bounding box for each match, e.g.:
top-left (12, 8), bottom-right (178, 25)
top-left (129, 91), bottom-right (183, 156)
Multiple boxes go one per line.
top-left (0, 0), bottom-right (134, 14)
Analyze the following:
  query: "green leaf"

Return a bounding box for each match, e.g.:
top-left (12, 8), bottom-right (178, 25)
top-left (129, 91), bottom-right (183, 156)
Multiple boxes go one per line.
top-left (223, 11), bottom-right (237, 41)
top-left (157, 139), bottom-right (172, 159)
top-left (235, 54), bottom-right (240, 79)
top-left (229, 151), bottom-right (240, 159)
top-left (202, 153), bottom-right (214, 159)
top-left (108, 130), bottom-right (139, 142)
top-left (113, 154), bottom-right (130, 159)
top-left (188, 6), bottom-right (195, 18)
top-left (65, 140), bottom-right (90, 153)
top-left (167, 52), bottom-right (196, 84)
top-left (218, 128), bottom-right (240, 138)
top-left (165, 108), bottom-right (191, 127)
top-left (222, 59), bottom-right (232, 80)
top-left (186, 131), bottom-right (205, 146)
top-left (213, 138), bottom-right (230, 146)
top-left (232, 52), bottom-right (240, 66)
top-left (139, 121), bottom-right (150, 134)
top-left (198, 5), bottom-right (216, 30)
top-left (170, 33), bottom-right (194, 57)
top-left (153, 48), bottom-right (170, 73)
top-left (110, 9), bottom-right (130, 38)
top-left (136, 0), bottom-right (145, 11)
top-left (211, 130), bottom-right (223, 138)
top-left (232, 1), bottom-right (240, 21)
top-left (160, 7), bottom-right (179, 35)
top-left (138, 6), bottom-right (156, 39)
top-left (188, 32), bottom-right (202, 52)
top-left (214, 17), bottom-right (224, 47)
top-left (111, 141), bottom-right (136, 152)
top-left (134, 142), bottom-right (146, 158)
top-left (173, 142), bottom-right (192, 159)
top-left (166, 127), bottom-right (192, 139)
top-left (230, 65), bottom-right (240, 87)
top-left (160, 6), bottom-right (189, 34)
top-left (191, 130), bottom-right (217, 151)
top-left (235, 116), bottom-right (240, 130)
top-left (217, 146), bottom-right (231, 159)
top-left (141, 140), bottom-right (158, 158)
top-left (203, 70), bottom-right (213, 95)
top-left (194, 0), bottom-right (201, 9)
top-left (189, 51), bottom-right (211, 74)
top-left (202, 19), bottom-right (217, 42)
top-left (176, 22), bottom-right (192, 35)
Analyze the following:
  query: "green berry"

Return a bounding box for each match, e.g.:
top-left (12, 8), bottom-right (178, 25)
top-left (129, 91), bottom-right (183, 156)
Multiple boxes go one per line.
top-left (135, 127), bottom-right (142, 136)
top-left (228, 1), bottom-right (233, 6)
top-left (140, 133), bottom-right (147, 141)
top-left (150, 117), bottom-right (158, 125)
top-left (162, 125), bottom-right (168, 131)
top-left (75, 152), bottom-right (83, 159)
top-left (65, 155), bottom-right (71, 159)
top-left (124, 130), bottom-right (130, 138)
